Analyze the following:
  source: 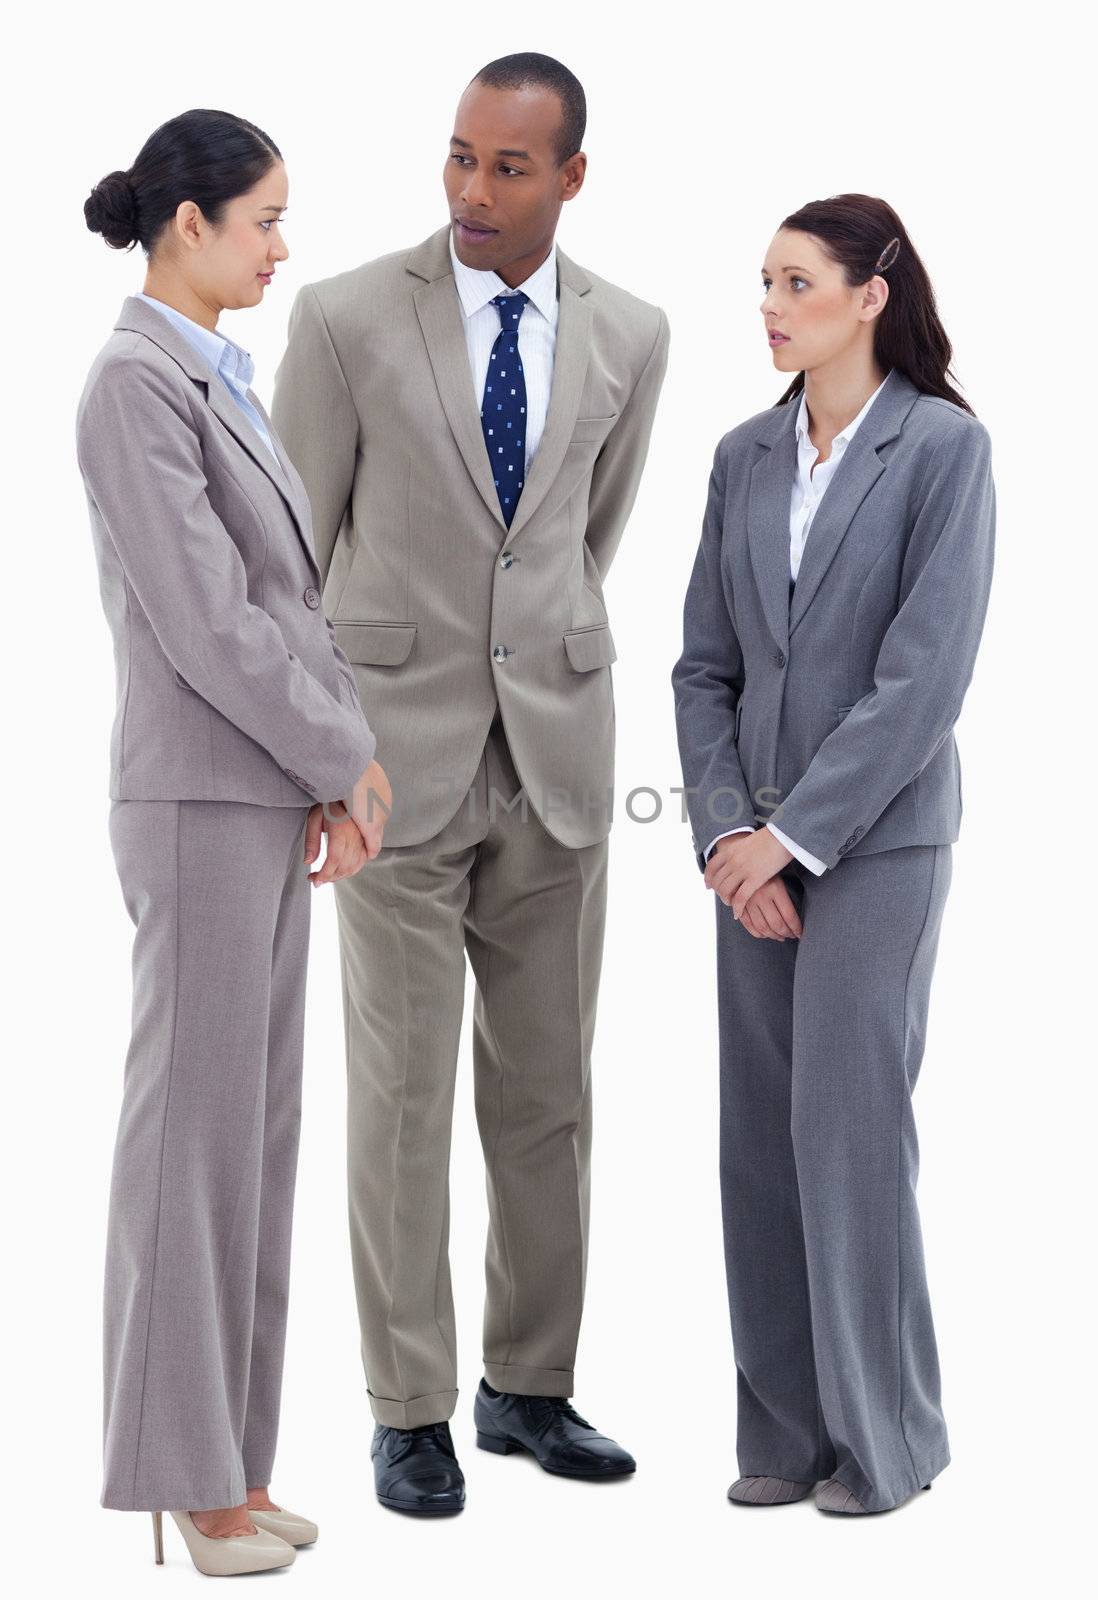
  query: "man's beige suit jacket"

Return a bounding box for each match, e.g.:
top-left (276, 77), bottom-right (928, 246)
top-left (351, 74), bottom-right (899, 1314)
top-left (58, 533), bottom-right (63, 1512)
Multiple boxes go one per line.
top-left (270, 224), bottom-right (669, 848)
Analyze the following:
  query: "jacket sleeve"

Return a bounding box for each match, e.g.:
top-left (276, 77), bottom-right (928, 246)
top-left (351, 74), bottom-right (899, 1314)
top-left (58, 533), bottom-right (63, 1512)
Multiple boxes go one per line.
top-left (671, 438), bottom-right (756, 870)
top-left (769, 419), bottom-right (996, 869)
top-left (76, 357), bottom-right (377, 805)
top-left (270, 283), bottom-right (358, 588)
top-left (322, 614), bottom-right (366, 715)
top-left (583, 307), bottom-right (670, 581)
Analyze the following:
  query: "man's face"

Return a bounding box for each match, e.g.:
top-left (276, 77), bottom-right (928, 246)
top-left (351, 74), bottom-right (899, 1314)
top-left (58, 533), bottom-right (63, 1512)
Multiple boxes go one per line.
top-left (443, 80), bottom-right (585, 275)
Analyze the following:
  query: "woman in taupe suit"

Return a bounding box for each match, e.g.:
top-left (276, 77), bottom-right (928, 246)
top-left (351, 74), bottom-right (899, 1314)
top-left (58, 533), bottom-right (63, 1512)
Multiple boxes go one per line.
top-left (78, 109), bottom-right (391, 1575)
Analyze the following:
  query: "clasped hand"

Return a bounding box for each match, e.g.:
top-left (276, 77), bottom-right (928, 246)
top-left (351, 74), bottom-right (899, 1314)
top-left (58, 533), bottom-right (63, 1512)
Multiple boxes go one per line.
top-left (703, 827), bottom-right (803, 940)
top-left (303, 758), bottom-right (392, 886)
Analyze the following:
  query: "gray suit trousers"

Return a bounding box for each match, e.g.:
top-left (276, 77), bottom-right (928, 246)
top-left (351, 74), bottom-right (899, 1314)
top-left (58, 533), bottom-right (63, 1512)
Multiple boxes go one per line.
top-left (102, 799), bottom-right (311, 1510)
top-left (335, 713), bottom-right (608, 1427)
top-left (717, 843), bottom-right (953, 1513)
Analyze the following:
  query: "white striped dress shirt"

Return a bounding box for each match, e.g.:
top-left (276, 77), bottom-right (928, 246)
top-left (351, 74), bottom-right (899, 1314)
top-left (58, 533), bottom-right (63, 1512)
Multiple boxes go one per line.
top-left (447, 230), bottom-right (559, 471)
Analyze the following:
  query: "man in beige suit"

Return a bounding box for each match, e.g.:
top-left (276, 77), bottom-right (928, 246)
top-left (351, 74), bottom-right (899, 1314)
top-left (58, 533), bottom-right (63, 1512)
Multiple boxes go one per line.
top-left (271, 52), bottom-right (668, 1515)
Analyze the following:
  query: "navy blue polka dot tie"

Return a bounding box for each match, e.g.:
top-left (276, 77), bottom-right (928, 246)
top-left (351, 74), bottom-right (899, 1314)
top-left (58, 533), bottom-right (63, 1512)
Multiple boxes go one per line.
top-left (480, 291), bottom-right (529, 527)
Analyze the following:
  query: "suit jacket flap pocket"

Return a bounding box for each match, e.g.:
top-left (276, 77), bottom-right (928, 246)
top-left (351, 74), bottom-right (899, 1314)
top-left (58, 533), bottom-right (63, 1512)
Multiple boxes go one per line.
top-left (563, 624), bottom-right (617, 672)
top-left (569, 413), bottom-right (620, 445)
top-left (334, 621), bottom-right (417, 666)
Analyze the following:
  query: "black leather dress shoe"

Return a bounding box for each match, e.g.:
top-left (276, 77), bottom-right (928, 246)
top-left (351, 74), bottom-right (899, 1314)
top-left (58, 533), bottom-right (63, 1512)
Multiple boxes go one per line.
top-left (473, 1379), bottom-right (636, 1479)
top-left (371, 1421), bottom-right (465, 1516)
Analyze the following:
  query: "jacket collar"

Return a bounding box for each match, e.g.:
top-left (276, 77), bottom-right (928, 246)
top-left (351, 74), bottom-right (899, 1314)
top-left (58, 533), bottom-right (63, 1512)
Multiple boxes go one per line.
top-left (405, 222), bottom-right (592, 297)
top-left (748, 368), bottom-right (921, 648)
top-left (112, 294), bottom-right (318, 579)
top-left (447, 229), bottom-right (560, 326)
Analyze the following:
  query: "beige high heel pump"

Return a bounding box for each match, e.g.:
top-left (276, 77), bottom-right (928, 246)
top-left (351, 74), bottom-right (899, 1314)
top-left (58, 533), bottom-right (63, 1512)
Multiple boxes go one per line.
top-left (151, 1509), bottom-right (296, 1575)
top-left (247, 1505), bottom-right (319, 1546)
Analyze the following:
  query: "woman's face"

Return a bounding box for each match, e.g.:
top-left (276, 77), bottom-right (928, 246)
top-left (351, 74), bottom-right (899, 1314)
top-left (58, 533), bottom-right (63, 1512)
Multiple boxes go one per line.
top-left (760, 227), bottom-right (885, 374)
top-left (166, 161), bottom-right (290, 312)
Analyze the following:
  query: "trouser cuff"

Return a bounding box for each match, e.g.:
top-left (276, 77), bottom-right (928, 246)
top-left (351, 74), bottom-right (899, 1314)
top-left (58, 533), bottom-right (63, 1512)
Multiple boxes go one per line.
top-left (484, 1361), bottom-right (574, 1397)
top-left (368, 1388), bottom-right (458, 1429)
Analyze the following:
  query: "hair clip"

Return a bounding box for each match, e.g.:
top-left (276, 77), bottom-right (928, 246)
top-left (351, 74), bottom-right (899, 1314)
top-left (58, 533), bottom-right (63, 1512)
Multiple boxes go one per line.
top-left (874, 236), bottom-right (901, 273)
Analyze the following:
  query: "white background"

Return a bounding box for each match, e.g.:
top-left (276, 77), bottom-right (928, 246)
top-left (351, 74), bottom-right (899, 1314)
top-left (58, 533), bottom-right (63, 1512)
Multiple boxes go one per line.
top-left (3, 2), bottom-right (1093, 1595)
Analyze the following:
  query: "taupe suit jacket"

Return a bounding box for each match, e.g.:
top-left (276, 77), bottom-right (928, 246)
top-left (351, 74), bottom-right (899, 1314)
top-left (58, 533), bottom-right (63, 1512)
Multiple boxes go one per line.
top-left (270, 224), bottom-right (670, 848)
top-left (75, 295), bottom-right (377, 806)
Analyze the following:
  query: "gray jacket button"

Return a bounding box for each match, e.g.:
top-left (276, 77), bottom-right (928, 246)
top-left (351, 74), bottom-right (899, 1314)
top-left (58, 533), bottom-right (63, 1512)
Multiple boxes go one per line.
top-left (303, 587), bottom-right (321, 609)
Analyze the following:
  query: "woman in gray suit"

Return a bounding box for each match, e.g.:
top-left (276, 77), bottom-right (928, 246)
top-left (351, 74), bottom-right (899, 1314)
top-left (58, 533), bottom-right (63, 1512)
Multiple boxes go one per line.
top-left (78, 109), bottom-right (391, 1575)
top-left (672, 194), bottom-right (995, 1517)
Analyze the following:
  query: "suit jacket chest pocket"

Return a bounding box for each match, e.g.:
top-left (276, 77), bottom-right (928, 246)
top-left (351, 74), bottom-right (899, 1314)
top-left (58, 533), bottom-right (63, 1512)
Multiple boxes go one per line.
top-left (569, 412), bottom-right (620, 448)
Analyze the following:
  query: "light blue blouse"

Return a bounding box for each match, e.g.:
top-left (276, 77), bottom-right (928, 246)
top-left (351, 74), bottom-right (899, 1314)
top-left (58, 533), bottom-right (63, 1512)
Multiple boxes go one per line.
top-left (136, 291), bottom-right (281, 468)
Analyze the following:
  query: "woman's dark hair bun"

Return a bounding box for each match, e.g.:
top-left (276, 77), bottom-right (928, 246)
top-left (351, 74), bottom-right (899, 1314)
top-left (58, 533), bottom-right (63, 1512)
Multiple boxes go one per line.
top-left (84, 110), bottom-right (282, 259)
top-left (85, 170), bottom-right (139, 250)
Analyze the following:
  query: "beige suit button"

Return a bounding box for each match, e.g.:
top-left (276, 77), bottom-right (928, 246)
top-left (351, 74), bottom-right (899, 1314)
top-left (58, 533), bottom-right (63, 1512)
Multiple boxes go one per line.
top-left (303, 587), bottom-right (321, 609)
top-left (492, 644), bottom-right (512, 663)
top-left (499, 551), bottom-right (515, 569)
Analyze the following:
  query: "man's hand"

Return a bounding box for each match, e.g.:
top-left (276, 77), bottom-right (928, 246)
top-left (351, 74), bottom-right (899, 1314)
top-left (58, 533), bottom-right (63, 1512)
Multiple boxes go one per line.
top-left (303, 799), bottom-right (370, 886)
top-left (703, 827), bottom-right (799, 929)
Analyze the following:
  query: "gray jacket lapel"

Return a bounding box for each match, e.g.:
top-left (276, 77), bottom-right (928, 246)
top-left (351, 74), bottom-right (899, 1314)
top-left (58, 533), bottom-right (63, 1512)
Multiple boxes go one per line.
top-left (113, 295), bottom-right (319, 579)
top-left (747, 412), bottom-right (798, 656)
top-left (749, 368), bottom-right (922, 646)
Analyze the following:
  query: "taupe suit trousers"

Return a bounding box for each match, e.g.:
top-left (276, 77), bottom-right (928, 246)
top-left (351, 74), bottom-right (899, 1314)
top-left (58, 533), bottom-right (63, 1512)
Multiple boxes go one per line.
top-left (334, 713), bottom-right (608, 1427)
top-left (102, 799), bottom-right (311, 1510)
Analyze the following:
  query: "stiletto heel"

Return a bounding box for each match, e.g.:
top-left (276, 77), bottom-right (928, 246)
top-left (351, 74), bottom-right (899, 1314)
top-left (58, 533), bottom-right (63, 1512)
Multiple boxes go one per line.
top-left (153, 1510), bottom-right (295, 1576)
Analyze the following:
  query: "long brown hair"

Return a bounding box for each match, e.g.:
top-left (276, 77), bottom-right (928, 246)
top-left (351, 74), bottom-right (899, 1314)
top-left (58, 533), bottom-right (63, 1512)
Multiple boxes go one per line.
top-left (774, 193), bottom-right (974, 415)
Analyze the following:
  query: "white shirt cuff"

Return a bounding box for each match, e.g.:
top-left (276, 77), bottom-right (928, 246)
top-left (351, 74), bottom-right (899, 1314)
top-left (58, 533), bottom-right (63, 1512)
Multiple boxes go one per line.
top-left (703, 826), bottom-right (754, 861)
top-left (766, 822), bottom-right (827, 875)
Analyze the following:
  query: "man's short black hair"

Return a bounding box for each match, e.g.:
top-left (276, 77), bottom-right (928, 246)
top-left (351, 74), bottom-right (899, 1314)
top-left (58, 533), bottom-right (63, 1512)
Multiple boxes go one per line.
top-left (471, 52), bottom-right (586, 166)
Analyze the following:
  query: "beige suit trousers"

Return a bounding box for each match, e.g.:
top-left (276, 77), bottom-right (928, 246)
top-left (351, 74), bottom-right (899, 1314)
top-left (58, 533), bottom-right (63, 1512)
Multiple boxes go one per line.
top-left (335, 712), bottom-right (608, 1427)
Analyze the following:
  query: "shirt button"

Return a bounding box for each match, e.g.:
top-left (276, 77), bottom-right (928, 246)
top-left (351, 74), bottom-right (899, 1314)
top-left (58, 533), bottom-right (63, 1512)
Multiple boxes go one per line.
top-left (499, 551), bottom-right (515, 569)
top-left (303, 587), bottom-right (320, 609)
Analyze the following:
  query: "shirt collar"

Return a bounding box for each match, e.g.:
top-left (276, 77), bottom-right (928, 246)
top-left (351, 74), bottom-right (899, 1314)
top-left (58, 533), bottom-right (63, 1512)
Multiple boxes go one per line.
top-left (447, 230), bottom-right (559, 327)
top-left (795, 371), bottom-right (892, 452)
top-left (136, 291), bottom-right (256, 391)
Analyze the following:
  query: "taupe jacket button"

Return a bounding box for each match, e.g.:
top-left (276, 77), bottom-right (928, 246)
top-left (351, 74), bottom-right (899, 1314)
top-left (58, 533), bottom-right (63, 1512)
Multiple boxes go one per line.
top-left (492, 644), bottom-right (511, 663)
top-left (303, 587), bottom-right (321, 609)
top-left (499, 551), bottom-right (515, 569)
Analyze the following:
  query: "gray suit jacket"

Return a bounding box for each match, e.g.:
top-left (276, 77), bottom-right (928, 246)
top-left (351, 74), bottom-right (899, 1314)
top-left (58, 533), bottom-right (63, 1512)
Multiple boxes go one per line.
top-left (672, 368), bottom-right (996, 872)
top-left (75, 295), bottom-right (377, 807)
top-left (270, 224), bottom-right (670, 849)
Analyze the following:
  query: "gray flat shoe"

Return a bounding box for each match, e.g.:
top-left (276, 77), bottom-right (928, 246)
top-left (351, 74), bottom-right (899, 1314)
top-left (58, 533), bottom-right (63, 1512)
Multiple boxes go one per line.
top-left (728, 1475), bottom-right (815, 1505)
top-left (816, 1478), bottom-right (867, 1514)
top-left (816, 1478), bottom-right (932, 1515)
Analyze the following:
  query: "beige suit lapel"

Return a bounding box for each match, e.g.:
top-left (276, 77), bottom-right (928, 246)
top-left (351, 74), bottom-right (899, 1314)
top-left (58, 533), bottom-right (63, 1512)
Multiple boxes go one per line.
top-left (505, 247), bottom-right (592, 542)
top-left (407, 227), bottom-right (594, 544)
